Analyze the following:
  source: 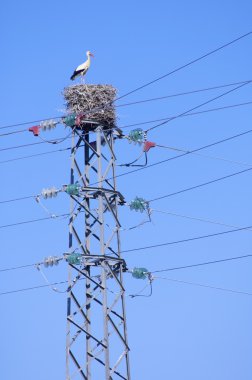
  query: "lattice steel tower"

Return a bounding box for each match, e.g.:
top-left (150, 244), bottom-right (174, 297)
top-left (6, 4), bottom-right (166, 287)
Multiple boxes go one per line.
top-left (64, 85), bottom-right (130, 380)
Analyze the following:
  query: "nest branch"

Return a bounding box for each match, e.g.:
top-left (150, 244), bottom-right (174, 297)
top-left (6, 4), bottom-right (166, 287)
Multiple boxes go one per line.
top-left (63, 84), bottom-right (117, 129)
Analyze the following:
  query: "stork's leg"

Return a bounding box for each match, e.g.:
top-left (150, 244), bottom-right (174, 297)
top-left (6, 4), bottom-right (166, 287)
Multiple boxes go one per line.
top-left (80, 75), bottom-right (86, 84)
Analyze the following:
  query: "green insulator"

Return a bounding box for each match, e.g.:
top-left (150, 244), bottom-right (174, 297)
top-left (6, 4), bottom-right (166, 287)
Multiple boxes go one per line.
top-left (128, 128), bottom-right (145, 143)
top-left (66, 253), bottom-right (82, 265)
top-left (64, 114), bottom-right (76, 127)
top-left (132, 267), bottom-right (148, 279)
top-left (129, 197), bottom-right (148, 212)
top-left (65, 183), bottom-right (80, 196)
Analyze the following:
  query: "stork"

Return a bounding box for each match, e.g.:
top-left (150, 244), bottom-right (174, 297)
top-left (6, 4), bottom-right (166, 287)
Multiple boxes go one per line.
top-left (70, 51), bottom-right (94, 81)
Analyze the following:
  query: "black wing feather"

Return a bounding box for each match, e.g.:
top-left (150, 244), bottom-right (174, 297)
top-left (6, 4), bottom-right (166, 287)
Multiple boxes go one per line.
top-left (70, 69), bottom-right (84, 80)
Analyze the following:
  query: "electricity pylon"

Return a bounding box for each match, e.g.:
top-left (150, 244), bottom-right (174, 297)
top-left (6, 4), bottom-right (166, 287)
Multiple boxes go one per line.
top-left (65, 121), bottom-right (131, 380)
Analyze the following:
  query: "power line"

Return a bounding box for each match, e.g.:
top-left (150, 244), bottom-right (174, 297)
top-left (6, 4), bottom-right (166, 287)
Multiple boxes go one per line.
top-left (1, 104), bottom-right (252, 210)
top-left (0, 195), bottom-right (35, 205)
top-left (121, 224), bottom-right (252, 253)
top-left (3, 78), bottom-right (245, 134)
top-left (0, 79), bottom-right (250, 133)
top-left (1, 161), bottom-right (251, 228)
top-left (121, 100), bottom-right (252, 129)
top-left (151, 209), bottom-right (252, 233)
top-left (1, 127), bottom-right (252, 206)
top-left (0, 281), bottom-right (69, 296)
top-left (0, 262), bottom-right (40, 272)
top-left (154, 276), bottom-right (252, 296)
top-left (1, 265), bottom-right (251, 297)
top-left (146, 81), bottom-right (251, 132)
top-left (149, 166), bottom-right (252, 203)
top-left (0, 140), bottom-right (48, 153)
top-left (0, 79), bottom-right (247, 132)
top-left (1, 134), bottom-right (252, 208)
top-left (2, 252), bottom-right (251, 275)
top-left (155, 143), bottom-right (252, 167)
top-left (4, 139), bottom-right (250, 170)
top-left (1, 99), bottom-right (252, 155)
top-left (0, 161), bottom-right (249, 207)
top-left (113, 127), bottom-right (252, 182)
top-left (0, 129), bottom-right (27, 137)
top-left (0, 132), bottom-right (76, 153)
top-left (0, 31), bottom-right (250, 145)
top-left (1, 203), bottom-right (252, 252)
top-left (0, 146), bottom-right (72, 165)
top-left (116, 80), bottom-right (252, 108)
top-left (114, 30), bottom-right (252, 101)
top-left (3, 179), bottom-right (252, 236)
top-left (0, 213), bottom-right (69, 229)
top-left (0, 118), bottom-right (61, 131)
top-left (0, 133), bottom-right (76, 153)
top-left (7, 79), bottom-right (249, 137)
top-left (150, 254), bottom-right (252, 274)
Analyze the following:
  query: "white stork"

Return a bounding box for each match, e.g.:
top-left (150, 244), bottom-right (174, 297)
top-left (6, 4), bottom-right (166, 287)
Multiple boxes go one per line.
top-left (70, 51), bottom-right (94, 81)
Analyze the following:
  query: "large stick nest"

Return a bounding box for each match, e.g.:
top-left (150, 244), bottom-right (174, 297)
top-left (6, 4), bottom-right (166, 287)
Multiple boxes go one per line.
top-left (63, 84), bottom-right (117, 129)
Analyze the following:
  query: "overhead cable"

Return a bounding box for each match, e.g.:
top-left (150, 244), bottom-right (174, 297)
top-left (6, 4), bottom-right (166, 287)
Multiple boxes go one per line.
top-left (115, 31), bottom-right (252, 101)
top-left (150, 254), bottom-right (252, 274)
top-left (146, 81), bottom-right (251, 132)
top-left (151, 209), bottom-right (252, 233)
top-left (116, 80), bottom-right (252, 107)
top-left (0, 146), bottom-right (72, 165)
top-left (0, 195), bottom-right (35, 205)
top-left (0, 262), bottom-right (41, 272)
top-left (1, 271), bottom-right (250, 297)
top-left (121, 100), bottom-right (252, 129)
top-left (0, 281), bottom-right (69, 296)
top-left (0, 140), bottom-right (48, 153)
top-left (0, 71), bottom-right (251, 131)
top-left (121, 224), bottom-right (252, 253)
top-left (1, 128), bottom-right (252, 206)
top-left (1, 253), bottom-right (251, 274)
top-left (155, 143), bottom-right (252, 167)
top-left (149, 166), bottom-right (252, 203)
top-left (0, 129), bottom-right (27, 137)
top-left (0, 213), bottom-right (69, 229)
top-left (1, 79), bottom-right (251, 134)
top-left (153, 276), bottom-right (252, 296)
top-left (1, 99), bottom-right (252, 155)
top-left (113, 128), bottom-right (252, 181)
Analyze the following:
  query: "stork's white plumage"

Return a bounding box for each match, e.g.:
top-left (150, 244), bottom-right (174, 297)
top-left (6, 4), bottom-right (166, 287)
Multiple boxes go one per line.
top-left (70, 51), bottom-right (94, 81)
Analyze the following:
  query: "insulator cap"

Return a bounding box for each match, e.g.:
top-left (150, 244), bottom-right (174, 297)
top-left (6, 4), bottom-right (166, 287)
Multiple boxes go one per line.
top-left (128, 128), bottom-right (146, 143)
top-left (132, 267), bottom-right (149, 279)
top-left (66, 253), bottom-right (82, 265)
top-left (129, 197), bottom-right (148, 212)
top-left (63, 183), bottom-right (80, 196)
top-left (63, 114), bottom-right (76, 127)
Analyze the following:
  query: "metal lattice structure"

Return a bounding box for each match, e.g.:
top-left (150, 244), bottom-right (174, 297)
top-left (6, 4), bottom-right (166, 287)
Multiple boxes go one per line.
top-left (66, 122), bottom-right (131, 380)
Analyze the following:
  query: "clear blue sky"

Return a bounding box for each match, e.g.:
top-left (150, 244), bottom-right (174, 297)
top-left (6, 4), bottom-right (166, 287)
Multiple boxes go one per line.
top-left (1, 1), bottom-right (252, 379)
